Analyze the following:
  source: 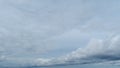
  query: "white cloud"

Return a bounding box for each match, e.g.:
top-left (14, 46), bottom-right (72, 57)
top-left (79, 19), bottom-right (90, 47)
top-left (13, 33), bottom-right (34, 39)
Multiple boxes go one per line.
top-left (29, 35), bottom-right (120, 67)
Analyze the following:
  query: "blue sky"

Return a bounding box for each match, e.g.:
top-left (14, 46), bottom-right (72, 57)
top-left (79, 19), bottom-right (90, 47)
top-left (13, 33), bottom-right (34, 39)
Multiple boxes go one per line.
top-left (0, 0), bottom-right (120, 67)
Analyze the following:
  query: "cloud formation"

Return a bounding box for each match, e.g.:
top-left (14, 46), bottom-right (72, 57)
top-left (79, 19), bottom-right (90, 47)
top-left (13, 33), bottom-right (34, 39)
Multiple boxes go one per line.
top-left (0, 0), bottom-right (120, 67)
top-left (0, 0), bottom-right (94, 58)
top-left (31, 35), bottom-right (120, 67)
top-left (2, 35), bottom-right (120, 67)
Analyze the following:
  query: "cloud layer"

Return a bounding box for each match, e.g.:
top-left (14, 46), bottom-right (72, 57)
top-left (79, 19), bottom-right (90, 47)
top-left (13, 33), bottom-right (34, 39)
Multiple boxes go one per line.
top-left (0, 0), bottom-right (120, 67)
top-left (31, 35), bottom-right (120, 67)
top-left (0, 0), bottom-right (93, 58)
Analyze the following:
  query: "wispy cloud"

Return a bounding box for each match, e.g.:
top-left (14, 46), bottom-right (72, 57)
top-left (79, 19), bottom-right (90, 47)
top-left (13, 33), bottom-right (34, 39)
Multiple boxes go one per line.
top-left (0, 0), bottom-right (120, 67)
top-left (0, 0), bottom-right (94, 58)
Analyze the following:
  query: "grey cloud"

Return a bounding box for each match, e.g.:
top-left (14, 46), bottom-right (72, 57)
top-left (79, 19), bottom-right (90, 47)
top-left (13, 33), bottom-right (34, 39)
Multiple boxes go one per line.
top-left (0, 0), bottom-right (120, 67)
top-left (30, 35), bottom-right (120, 67)
top-left (0, 0), bottom-right (93, 58)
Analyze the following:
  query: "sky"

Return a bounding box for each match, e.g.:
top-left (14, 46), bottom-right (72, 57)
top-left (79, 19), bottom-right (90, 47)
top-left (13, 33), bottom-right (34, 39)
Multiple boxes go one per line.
top-left (0, 0), bottom-right (120, 67)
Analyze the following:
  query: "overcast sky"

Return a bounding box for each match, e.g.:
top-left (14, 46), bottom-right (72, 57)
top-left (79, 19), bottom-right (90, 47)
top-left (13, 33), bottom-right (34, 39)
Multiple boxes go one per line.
top-left (0, 0), bottom-right (120, 67)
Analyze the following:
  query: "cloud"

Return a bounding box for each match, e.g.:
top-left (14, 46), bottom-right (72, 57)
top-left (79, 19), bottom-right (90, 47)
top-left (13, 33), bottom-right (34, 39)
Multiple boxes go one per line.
top-left (1, 35), bottom-right (120, 67)
top-left (0, 0), bottom-right (98, 67)
top-left (0, 0), bottom-right (120, 67)
top-left (0, 0), bottom-right (95, 58)
top-left (64, 35), bottom-right (120, 64)
top-left (28, 35), bottom-right (120, 67)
